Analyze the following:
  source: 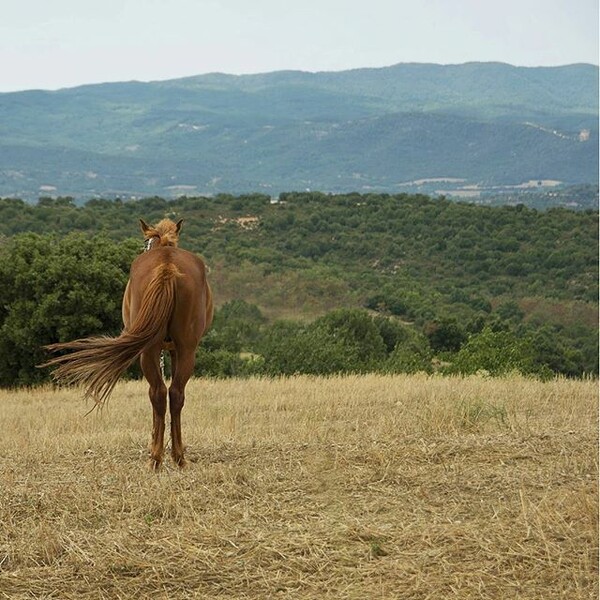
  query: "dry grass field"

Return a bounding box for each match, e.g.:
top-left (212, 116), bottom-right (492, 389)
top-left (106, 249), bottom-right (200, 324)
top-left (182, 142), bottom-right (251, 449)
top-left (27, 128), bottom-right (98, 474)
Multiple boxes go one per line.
top-left (0, 374), bottom-right (597, 599)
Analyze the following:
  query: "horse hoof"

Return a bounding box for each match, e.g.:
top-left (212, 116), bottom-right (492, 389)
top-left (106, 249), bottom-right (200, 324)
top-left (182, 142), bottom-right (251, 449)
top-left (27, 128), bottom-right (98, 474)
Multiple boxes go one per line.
top-left (149, 458), bottom-right (162, 471)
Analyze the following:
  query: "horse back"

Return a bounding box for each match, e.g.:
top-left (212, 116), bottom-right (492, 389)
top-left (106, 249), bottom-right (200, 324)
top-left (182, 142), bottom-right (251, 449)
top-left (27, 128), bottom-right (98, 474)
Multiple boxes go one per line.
top-left (124, 247), bottom-right (212, 343)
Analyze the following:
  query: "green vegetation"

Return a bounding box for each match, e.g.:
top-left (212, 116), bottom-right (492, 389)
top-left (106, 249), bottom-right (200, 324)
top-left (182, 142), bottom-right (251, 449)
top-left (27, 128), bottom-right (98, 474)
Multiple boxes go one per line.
top-left (0, 192), bottom-right (596, 384)
top-left (0, 233), bottom-right (139, 386)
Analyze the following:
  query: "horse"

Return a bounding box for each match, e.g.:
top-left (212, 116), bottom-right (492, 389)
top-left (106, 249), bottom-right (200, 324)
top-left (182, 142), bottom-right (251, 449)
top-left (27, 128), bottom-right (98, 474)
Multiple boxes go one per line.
top-left (44, 218), bottom-right (214, 469)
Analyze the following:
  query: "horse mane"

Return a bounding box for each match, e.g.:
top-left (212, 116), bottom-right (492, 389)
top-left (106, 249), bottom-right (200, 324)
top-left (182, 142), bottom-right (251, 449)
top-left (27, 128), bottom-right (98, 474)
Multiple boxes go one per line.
top-left (142, 218), bottom-right (181, 247)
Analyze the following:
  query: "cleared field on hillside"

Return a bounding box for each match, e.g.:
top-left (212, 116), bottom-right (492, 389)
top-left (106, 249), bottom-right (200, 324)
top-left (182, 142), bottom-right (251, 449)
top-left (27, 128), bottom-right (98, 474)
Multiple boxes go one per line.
top-left (0, 374), bottom-right (597, 599)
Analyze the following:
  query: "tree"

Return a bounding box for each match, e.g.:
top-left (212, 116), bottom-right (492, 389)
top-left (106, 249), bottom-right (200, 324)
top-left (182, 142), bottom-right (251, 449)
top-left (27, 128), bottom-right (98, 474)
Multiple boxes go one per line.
top-left (385, 330), bottom-right (433, 374)
top-left (258, 310), bottom-right (388, 376)
top-left (0, 233), bottom-right (139, 386)
top-left (373, 315), bottom-right (433, 373)
top-left (424, 318), bottom-right (467, 353)
top-left (204, 299), bottom-right (265, 353)
top-left (258, 321), bottom-right (356, 376)
top-left (312, 309), bottom-right (387, 369)
top-left (447, 327), bottom-right (537, 377)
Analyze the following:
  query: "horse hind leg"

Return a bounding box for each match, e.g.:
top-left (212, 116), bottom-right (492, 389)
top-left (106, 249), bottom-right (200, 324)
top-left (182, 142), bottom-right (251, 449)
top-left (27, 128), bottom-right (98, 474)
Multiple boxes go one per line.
top-left (140, 348), bottom-right (167, 470)
top-left (169, 349), bottom-right (196, 467)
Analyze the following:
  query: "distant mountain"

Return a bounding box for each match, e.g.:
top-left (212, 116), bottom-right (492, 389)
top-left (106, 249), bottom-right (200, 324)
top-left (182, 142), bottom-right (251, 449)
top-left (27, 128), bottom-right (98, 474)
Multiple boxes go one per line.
top-left (0, 62), bottom-right (597, 200)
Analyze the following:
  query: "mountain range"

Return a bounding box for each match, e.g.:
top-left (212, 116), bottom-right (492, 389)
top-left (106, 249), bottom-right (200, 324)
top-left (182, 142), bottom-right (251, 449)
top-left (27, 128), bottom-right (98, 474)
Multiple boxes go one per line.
top-left (0, 62), bottom-right (597, 200)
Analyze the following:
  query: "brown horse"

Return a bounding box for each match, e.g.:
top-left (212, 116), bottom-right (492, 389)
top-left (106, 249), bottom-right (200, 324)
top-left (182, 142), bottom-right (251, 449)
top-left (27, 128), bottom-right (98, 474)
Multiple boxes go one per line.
top-left (44, 218), bottom-right (213, 469)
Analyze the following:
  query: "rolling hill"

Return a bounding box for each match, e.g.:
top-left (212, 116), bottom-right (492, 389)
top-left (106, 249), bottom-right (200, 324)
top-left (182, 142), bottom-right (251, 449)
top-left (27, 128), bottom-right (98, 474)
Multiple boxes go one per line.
top-left (0, 62), bottom-right (597, 200)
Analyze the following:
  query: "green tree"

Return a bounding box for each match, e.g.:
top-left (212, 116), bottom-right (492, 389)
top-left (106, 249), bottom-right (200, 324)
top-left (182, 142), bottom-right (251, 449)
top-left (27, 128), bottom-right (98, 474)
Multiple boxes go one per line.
top-left (526, 326), bottom-right (587, 378)
top-left (205, 299), bottom-right (265, 353)
top-left (258, 321), bottom-right (357, 376)
top-left (0, 233), bottom-right (139, 386)
top-left (448, 327), bottom-right (538, 377)
top-left (385, 331), bottom-right (433, 374)
top-left (258, 311), bottom-right (388, 376)
top-left (373, 315), bottom-right (433, 373)
top-left (425, 318), bottom-right (467, 353)
top-left (195, 347), bottom-right (248, 378)
top-left (312, 309), bottom-right (387, 369)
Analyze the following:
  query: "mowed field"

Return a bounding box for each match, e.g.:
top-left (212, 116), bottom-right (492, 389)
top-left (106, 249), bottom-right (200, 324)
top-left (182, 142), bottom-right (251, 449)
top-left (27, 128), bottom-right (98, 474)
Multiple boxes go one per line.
top-left (0, 374), bottom-right (597, 599)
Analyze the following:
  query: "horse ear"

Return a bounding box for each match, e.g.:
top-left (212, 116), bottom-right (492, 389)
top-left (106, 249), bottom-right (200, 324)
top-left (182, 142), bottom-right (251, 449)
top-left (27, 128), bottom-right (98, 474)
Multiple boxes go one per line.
top-left (175, 219), bottom-right (184, 234)
top-left (140, 219), bottom-right (152, 235)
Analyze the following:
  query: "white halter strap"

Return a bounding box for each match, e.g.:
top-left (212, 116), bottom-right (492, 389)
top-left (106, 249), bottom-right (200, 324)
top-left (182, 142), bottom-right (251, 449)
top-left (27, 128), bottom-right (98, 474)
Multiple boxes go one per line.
top-left (144, 236), bottom-right (159, 252)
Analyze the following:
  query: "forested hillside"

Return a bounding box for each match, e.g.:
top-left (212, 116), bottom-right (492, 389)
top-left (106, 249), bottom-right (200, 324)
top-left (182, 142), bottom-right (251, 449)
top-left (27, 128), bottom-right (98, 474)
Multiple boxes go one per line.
top-left (0, 192), bottom-right (596, 384)
top-left (0, 62), bottom-right (597, 199)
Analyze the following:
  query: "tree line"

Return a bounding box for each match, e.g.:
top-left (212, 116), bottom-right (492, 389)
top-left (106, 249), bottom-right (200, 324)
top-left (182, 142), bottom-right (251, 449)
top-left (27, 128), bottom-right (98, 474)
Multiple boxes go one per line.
top-left (0, 192), bottom-right (596, 385)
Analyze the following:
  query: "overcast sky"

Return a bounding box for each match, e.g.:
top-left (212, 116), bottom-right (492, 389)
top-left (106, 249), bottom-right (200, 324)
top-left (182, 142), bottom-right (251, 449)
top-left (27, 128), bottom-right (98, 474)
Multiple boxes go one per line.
top-left (1, 0), bottom-right (598, 92)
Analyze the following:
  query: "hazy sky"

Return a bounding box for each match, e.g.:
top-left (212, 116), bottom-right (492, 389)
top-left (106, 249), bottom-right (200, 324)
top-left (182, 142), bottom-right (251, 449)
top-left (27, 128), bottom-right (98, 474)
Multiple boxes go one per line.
top-left (1, 0), bottom-right (598, 92)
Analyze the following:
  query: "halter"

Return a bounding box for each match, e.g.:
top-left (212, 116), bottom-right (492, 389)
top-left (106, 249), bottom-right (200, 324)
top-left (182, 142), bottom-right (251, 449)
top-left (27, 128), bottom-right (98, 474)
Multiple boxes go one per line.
top-left (144, 236), bottom-right (159, 252)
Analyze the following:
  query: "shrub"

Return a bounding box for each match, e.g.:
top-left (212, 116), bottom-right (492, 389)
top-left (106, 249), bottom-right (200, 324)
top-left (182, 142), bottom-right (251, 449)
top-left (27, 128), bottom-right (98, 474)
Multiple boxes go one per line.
top-left (447, 327), bottom-right (538, 377)
top-left (0, 233), bottom-right (138, 386)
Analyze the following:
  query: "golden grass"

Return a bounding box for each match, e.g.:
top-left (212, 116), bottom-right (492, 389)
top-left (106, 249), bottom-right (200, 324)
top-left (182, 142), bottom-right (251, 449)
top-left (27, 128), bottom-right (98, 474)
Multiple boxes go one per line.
top-left (0, 374), bottom-right (597, 599)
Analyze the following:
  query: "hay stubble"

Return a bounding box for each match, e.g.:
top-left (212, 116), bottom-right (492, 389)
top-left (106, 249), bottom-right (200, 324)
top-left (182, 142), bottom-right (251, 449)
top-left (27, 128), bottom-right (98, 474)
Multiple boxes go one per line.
top-left (0, 374), bottom-right (597, 598)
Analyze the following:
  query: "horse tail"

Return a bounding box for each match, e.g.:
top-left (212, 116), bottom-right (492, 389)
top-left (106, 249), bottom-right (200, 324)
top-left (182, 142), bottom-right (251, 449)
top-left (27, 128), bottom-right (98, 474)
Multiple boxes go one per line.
top-left (43, 263), bottom-right (181, 405)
